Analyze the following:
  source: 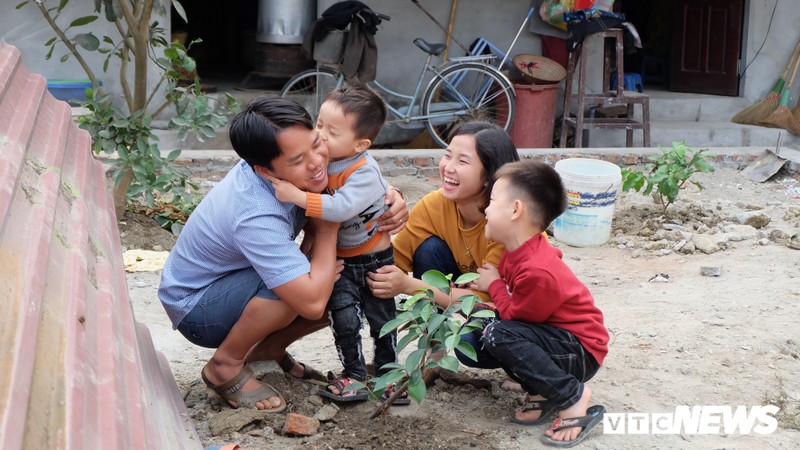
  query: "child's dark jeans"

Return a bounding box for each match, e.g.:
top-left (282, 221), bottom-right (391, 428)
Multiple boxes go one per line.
top-left (483, 320), bottom-right (600, 410)
top-left (328, 245), bottom-right (397, 381)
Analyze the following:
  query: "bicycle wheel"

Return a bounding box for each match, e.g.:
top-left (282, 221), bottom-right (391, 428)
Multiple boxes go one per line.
top-left (280, 67), bottom-right (342, 122)
top-left (422, 62), bottom-right (515, 148)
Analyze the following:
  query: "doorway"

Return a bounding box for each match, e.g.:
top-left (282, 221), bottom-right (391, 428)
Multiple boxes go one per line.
top-left (171, 0), bottom-right (261, 90)
top-left (618, 0), bottom-right (744, 96)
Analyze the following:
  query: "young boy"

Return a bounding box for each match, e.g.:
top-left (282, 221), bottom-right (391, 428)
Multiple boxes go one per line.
top-left (473, 159), bottom-right (609, 447)
top-left (270, 82), bottom-right (407, 404)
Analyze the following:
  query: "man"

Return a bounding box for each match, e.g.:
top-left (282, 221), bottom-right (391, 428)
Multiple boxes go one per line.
top-left (158, 96), bottom-right (407, 410)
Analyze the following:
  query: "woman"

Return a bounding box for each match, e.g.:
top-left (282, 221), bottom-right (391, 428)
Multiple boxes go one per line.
top-left (367, 121), bottom-right (520, 368)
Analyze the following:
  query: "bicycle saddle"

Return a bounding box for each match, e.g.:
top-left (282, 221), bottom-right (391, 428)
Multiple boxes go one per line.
top-left (413, 38), bottom-right (446, 56)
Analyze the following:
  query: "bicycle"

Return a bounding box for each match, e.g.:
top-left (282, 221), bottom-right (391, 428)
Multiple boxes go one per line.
top-left (280, 7), bottom-right (535, 148)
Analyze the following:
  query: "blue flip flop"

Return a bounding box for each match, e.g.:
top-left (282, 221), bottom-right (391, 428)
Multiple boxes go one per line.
top-left (540, 404), bottom-right (606, 448)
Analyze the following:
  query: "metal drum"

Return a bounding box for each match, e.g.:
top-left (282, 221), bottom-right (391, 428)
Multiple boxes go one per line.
top-left (257, 0), bottom-right (317, 44)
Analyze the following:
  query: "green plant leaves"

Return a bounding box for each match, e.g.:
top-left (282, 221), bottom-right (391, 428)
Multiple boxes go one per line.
top-left (437, 355), bottom-right (460, 372)
top-left (69, 15), bottom-right (98, 27)
top-left (422, 270), bottom-right (451, 293)
top-left (619, 141), bottom-right (715, 212)
top-left (407, 371), bottom-right (427, 404)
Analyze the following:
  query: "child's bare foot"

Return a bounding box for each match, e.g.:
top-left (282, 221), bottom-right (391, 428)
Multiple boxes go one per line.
top-left (512, 394), bottom-right (557, 424)
top-left (501, 378), bottom-right (524, 393)
top-left (544, 386), bottom-right (592, 443)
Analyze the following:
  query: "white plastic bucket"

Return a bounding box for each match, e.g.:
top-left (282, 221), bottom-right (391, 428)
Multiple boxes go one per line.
top-left (553, 158), bottom-right (622, 247)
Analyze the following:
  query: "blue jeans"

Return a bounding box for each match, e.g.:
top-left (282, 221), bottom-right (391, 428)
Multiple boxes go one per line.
top-left (328, 246), bottom-right (397, 380)
top-left (483, 320), bottom-right (600, 410)
top-left (177, 267), bottom-right (276, 348)
top-left (411, 236), bottom-right (462, 280)
top-left (412, 236), bottom-right (500, 368)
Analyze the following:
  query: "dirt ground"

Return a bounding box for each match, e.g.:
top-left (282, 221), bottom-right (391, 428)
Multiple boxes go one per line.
top-left (123, 167), bottom-right (800, 449)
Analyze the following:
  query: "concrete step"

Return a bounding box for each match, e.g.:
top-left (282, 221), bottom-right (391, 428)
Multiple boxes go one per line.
top-left (647, 96), bottom-right (755, 122)
top-left (586, 120), bottom-right (799, 149)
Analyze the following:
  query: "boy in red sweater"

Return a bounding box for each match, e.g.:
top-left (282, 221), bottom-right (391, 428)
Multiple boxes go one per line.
top-left (473, 159), bottom-right (609, 447)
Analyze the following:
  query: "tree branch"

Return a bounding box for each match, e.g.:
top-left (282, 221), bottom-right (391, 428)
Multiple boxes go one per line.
top-left (33, 0), bottom-right (101, 90)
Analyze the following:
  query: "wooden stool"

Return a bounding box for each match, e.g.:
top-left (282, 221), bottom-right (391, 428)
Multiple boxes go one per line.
top-left (560, 29), bottom-right (651, 148)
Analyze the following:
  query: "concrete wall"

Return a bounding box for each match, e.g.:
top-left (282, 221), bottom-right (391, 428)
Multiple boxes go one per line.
top-left (740, 0), bottom-right (800, 102)
top-left (323, 0), bottom-right (542, 93)
top-left (1, 2), bottom-right (169, 114)
top-left (5, 1), bottom-right (799, 118)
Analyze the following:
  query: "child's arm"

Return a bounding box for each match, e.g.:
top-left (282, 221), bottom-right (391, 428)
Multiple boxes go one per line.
top-left (306, 166), bottom-right (386, 222)
top-left (264, 174), bottom-right (308, 208)
top-left (487, 268), bottom-right (566, 322)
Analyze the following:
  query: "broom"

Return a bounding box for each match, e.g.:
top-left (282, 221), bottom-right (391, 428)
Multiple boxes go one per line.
top-left (732, 41), bottom-right (800, 124)
top-left (791, 83), bottom-right (800, 127)
top-left (759, 53), bottom-right (800, 134)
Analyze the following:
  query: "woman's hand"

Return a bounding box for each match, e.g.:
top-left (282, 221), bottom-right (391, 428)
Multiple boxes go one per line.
top-left (473, 264), bottom-right (500, 292)
top-left (367, 265), bottom-right (409, 299)
top-left (377, 188), bottom-right (409, 234)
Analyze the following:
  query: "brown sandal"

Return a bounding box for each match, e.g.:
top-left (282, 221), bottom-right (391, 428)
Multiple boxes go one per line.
top-left (201, 366), bottom-right (286, 412)
top-left (278, 352), bottom-right (329, 383)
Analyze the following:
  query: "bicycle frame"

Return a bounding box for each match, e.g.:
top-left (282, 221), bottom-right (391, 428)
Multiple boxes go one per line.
top-left (370, 52), bottom-right (511, 127)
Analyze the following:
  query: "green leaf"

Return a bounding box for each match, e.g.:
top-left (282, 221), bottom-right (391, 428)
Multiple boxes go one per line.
top-left (378, 362), bottom-right (404, 372)
top-left (69, 15), bottom-right (99, 27)
top-left (472, 309), bottom-right (496, 318)
top-left (456, 341), bottom-right (478, 361)
top-left (172, 0), bottom-right (188, 23)
top-left (420, 302), bottom-right (433, 323)
top-left (380, 316), bottom-right (409, 337)
top-left (404, 349), bottom-right (425, 373)
top-left (126, 184), bottom-right (147, 197)
top-left (437, 355), bottom-right (460, 372)
top-left (200, 125), bottom-right (216, 138)
top-left (340, 381), bottom-right (365, 393)
top-left (459, 321), bottom-right (483, 334)
top-left (397, 330), bottom-right (420, 352)
top-left (444, 334), bottom-right (459, 351)
top-left (460, 295), bottom-right (476, 316)
top-left (74, 33), bottom-right (100, 51)
top-left (166, 149), bottom-right (182, 161)
top-left (454, 273), bottom-right (479, 285)
top-left (407, 372), bottom-right (426, 403)
top-left (155, 173), bottom-right (174, 184)
top-left (422, 270), bottom-right (451, 293)
top-left (426, 314), bottom-right (446, 334)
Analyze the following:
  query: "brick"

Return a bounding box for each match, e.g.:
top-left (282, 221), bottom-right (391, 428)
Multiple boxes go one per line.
top-left (413, 157), bottom-right (434, 167)
top-left (419, 167), bottom-right (440, 178)
top-left (622, 154), bottom-right (639, 165)
top-left (282, 413), bottom-right (320, 437)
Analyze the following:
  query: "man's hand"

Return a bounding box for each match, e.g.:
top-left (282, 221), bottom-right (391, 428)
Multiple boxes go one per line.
top-left (473, 264), bottom-right (500, 292)
top-left (264, 174), bottom-right (307, 207)
top-left (378, 188), bottom-right (409, 234)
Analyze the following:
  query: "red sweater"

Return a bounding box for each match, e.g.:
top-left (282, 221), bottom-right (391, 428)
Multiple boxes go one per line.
top-left (487, 234), bottom-right (609, 365)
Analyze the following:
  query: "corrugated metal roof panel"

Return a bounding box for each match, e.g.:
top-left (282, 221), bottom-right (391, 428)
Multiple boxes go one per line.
top-left (0, 41), bottom-right (202, 450)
